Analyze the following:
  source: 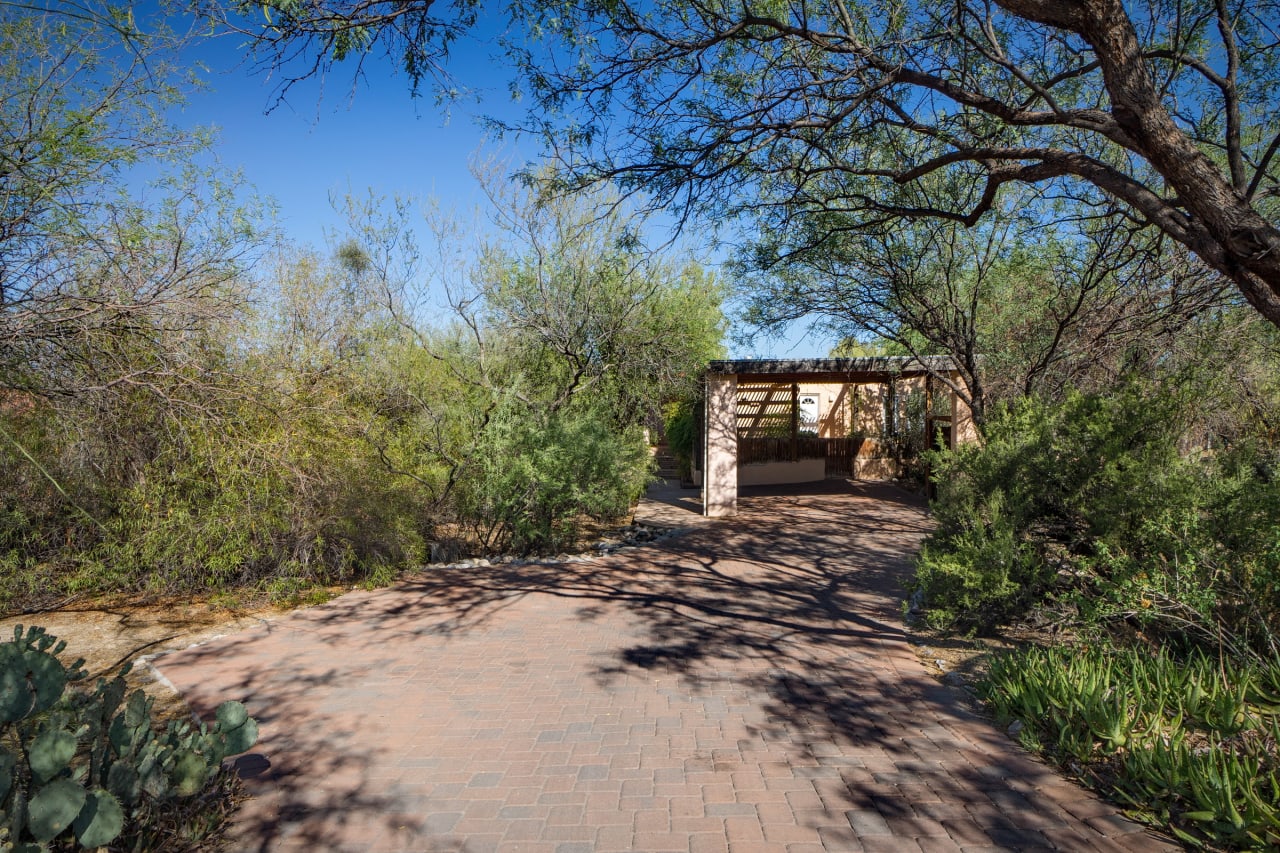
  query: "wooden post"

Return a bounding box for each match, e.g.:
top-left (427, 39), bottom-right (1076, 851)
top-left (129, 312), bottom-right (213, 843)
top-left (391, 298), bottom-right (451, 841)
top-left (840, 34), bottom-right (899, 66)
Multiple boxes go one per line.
top-left (790, 382), bottom-right (799, 462)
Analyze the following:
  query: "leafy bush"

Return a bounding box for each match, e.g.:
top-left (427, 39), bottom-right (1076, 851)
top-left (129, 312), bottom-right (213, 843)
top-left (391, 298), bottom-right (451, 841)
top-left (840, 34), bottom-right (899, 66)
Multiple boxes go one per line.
top-left (0, 625), bottom-right (257, 851)
top-left (981, 642), bottom-right (1280, 850)
top-left (662, 399), bottom-right (697, 481)
top-left (99, 401), bottom-right (434, 593)
top-left (0, 375), bottom-right (440, 608)
top-left (458, 398), bottom-right (650, 554)
top-left (911, 382), bottom-right (1280, 653)
top-left (0, 177), bottom-right (724, 610)
top-left (913, 490), bottom-right (1049, 630)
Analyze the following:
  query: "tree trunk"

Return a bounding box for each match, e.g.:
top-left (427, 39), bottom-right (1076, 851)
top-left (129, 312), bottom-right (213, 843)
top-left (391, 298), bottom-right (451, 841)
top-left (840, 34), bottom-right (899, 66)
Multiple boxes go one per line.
top-left (998, 0), bottom-right (1280, 326)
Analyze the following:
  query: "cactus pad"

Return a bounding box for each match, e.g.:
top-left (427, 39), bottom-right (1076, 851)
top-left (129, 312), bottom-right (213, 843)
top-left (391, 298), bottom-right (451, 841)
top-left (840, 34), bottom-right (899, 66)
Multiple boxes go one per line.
top-left (0, 643), bottom-right (67, 723)
top-left (26, 779), bottom-right (87, 843)
top-left (71, 789), bottom-right (124, 848)
top-left (28, 728), bottom-right (77, 784)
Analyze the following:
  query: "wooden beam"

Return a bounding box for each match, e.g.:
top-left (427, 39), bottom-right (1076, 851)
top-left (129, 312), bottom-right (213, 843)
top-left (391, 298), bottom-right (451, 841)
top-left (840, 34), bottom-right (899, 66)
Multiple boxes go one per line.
top-left (713, 370), bottom-right (936, 384)
top-left (790, 382), bottom-right (799, 462)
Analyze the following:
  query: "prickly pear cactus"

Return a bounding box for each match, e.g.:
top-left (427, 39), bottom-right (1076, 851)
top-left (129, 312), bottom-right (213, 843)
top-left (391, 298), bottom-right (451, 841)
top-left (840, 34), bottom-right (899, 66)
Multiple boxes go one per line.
top-left (0, 625), bottom-right (258, 850)
top-left (215, 699), bottom-right (260, 761)
top-left (0, 626), bottom-right (84, 724)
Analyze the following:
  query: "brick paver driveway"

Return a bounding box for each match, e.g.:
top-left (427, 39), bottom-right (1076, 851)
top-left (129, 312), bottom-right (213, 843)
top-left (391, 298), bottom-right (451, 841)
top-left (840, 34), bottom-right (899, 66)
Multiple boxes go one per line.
top-left (155, 481), bottom-right (1176, 852)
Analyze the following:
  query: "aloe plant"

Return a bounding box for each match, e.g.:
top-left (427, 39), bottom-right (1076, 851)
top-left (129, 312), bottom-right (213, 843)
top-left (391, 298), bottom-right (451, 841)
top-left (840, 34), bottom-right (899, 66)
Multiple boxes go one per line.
top-left (979, 641), bottom-right (1280, 850)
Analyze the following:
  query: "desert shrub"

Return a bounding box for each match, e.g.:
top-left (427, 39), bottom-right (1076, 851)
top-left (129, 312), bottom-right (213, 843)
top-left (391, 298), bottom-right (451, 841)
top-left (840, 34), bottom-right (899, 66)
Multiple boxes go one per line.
top-left (913, 381), bottom-right (1280, 653)
top-left (0, 180), bottom-right (722, 610)
top-left (101, 399), bottom-right (434, 593)
top-left (1198, 442), bottom-right (1280, 655)
top-left (457, 397), bottom-right (650, 554)
top-left (0, 317), bottom-right (670, 607)
top-left (1, 366), bottom-right (441, 606)
top-left (662, 399), bottom-right (697, 481)
top-left (913, 490), bottom-right (1049, 631)
top-left (926, 383), bottom-right (1190, 544)
top-left (0, 626), bottom-right (257, 851)
top-left (0, 408), bottom-right (113, 610)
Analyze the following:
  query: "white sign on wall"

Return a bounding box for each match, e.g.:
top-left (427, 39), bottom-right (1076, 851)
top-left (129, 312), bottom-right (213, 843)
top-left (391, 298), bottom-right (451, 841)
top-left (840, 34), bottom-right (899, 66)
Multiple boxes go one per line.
top-left (799, 394), bottom-right (820, 429)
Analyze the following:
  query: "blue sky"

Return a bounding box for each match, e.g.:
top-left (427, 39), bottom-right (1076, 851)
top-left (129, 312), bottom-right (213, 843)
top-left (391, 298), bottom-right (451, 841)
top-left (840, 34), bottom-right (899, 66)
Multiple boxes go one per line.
top-left (181, 13), bottom-right (527, 244)
top-left (169, 10), bottom-right (834, 357)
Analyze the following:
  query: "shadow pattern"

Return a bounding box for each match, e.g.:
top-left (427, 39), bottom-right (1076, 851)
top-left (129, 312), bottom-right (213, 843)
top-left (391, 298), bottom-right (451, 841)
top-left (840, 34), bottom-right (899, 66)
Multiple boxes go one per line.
top-left (156, 480), bottom-right (1170, 852)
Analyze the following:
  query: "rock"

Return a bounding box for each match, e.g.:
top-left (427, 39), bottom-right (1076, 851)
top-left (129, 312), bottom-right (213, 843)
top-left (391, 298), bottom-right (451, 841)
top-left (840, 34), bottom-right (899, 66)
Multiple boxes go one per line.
top-left (908, 589), bottom-right (925, 614)
top-left (429, 541), bottom-right (463, 564)
top-left (1007, 720), bottom-right (1024, 736)
top-left (943, 671), bottom-right (967, 688)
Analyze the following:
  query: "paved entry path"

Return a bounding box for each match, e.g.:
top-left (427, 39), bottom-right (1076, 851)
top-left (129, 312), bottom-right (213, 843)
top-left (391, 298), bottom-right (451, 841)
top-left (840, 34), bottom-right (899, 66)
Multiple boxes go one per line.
top-left (155, 482), bottom-right (1176, 853)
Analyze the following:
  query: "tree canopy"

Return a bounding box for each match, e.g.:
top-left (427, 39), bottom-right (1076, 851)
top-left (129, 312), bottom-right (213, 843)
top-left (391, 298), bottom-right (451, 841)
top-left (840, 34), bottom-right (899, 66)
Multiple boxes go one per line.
top-left (214, 0), bottom-right (1280, 329)
top-left (742, 191), bottom-right (1233, 426)
top-left (203, 0), bottom-right (479, 105)
top-left (0, 2), bottom-right (262, 400)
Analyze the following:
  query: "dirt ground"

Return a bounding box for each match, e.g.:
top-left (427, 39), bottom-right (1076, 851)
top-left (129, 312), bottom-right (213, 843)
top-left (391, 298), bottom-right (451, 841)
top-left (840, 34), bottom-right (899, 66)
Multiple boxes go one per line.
top-left (1, 597), bottom-right (284, 721)
top-left (905, 625), bottom-right (1004, 702)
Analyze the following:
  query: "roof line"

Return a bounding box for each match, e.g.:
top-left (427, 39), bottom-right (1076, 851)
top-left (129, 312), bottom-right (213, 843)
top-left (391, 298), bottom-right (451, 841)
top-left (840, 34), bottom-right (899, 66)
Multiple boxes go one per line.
top-left (707, 356), bottom-right (957, 375)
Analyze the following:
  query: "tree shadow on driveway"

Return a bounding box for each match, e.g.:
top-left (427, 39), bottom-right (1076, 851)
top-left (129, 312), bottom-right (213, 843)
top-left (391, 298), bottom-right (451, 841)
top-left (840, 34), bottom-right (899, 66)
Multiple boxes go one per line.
top-left (157, 479), bottom-right (1172, 851)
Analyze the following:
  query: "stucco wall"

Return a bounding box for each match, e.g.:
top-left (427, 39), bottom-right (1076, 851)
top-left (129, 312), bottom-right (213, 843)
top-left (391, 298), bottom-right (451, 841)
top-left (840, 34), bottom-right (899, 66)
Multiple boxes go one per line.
top-left (703, 374), bottom-right (738, 517)
top-left (853, 456), bottom-right (898, 480)
top-left (951, 390), bottom-right (980, 448)
top-left (806, 382), bottom-right (851, 438)
top-left (850, 382), bottom-right (890, 437)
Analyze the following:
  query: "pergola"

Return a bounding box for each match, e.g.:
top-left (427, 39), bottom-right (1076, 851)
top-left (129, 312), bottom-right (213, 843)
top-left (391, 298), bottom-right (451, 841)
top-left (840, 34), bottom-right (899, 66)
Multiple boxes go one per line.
top-left (701, 357), bottom-right (976, 517)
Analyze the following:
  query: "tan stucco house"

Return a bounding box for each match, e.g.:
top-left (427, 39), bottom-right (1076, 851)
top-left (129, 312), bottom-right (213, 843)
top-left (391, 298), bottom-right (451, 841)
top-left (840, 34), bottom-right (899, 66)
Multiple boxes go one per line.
top-left (698, 358), bottom-right (978, 517)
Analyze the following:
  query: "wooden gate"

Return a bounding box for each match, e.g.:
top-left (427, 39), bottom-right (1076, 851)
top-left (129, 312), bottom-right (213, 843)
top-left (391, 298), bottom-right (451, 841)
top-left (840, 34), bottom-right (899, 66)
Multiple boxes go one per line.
top-left (737, 436), bottom-right (866, 476)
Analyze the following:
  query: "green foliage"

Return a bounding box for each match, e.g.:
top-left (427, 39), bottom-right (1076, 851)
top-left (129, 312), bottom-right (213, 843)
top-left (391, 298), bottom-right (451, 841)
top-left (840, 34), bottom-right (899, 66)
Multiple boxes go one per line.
top-left (927, 383), bottom-right (1187, 546)
top-left (913, 490), bottom-right (1048, 631)
top-left (0, 102), bottom-right (722, 609)
top-left (879, 381), bottom-right (930, 485)
top-left (0, 196), bottom-right (712, 606)
top-left (458, 397), bottom-right (650, 554)
top-left (911, 381), bottom-right (1280, 654)
top-left (662, 399), bottom-right (697, 481)
top-left (0, 3), bottom-right (229, 398)
top-left (0, 319), bottom-right (440, 605)
top-left (102, 393), bottom-right (433, 591)
top-left (981, 643), bottom-right (1280, 849)
top-left (468, 175), bottom-right (727, 428)
top-left (0, 626), bottom-right (257, 850)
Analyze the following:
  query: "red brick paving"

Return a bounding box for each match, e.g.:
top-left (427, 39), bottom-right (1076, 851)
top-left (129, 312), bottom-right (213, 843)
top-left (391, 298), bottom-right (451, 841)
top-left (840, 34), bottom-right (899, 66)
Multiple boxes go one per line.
top-left (155, 481), bottom-right (1177, 852)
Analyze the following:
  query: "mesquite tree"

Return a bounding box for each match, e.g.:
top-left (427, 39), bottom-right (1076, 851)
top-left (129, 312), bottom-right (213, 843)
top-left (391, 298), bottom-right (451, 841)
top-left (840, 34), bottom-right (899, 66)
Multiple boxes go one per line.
top-left (212, 0), bottom-right (1280, 329)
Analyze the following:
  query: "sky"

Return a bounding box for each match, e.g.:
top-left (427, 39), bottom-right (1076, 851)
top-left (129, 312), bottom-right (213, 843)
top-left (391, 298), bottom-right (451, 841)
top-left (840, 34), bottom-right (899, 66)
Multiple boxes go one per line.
top-left (178, 13), bottom-right (530, 244)
top-left (165, 8), bottom-right (836, 358)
